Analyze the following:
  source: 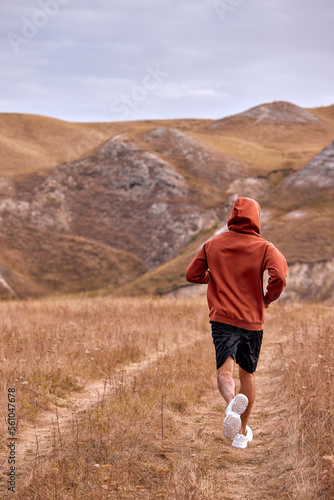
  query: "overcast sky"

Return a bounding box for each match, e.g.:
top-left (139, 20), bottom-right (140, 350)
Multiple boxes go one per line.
top-left (1, 0), bottom-right (333, 123)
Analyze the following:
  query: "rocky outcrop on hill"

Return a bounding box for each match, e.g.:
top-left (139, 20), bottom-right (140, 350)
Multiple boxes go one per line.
top-left (286, 259), bottom-right (334, 301)
top-left (0, 134), bottom-right (218, 296)
top-left (143, 127), bottom-right (245, 188)
top-left (226, 177), bottom-right (270, 200)
top-left (211, 101), bottom-right (322, 128)
top-left (282, 141), bottom-right (334, 189)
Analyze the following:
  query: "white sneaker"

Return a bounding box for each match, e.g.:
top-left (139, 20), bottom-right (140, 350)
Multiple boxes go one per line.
top-left (232, 425), bottom-right (253, 448)
top-left (223, 394), bottom-right (249, 439)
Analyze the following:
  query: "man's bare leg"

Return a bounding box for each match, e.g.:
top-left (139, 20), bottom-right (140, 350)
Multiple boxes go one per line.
top-left (238, 366), bottom-right (255, 435)
top-left (217, 356), bottom-right (235, 405)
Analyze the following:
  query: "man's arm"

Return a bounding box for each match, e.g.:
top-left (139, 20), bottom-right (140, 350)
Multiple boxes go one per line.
top-left (185, 245), bottom-right (210, 284)
top-left (264, 245), bottom-right (288, 306)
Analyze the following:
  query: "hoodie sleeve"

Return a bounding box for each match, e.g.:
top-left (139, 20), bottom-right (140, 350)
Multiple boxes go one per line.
top-left (185, 245), bottom-right (210, 284)
top-left (263, 245), bottom-right (288, 305)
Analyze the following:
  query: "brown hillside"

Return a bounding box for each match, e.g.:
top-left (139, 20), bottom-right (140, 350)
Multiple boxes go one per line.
top-left (0, 217), bottom-right (145, 299)
top-left (0, 114), bottom-right (208, 176)
top-left (0, 113), bottom-right (117, 175)
top-left (308, 103), bottom-right (334, 121)
top-left (0, 104), bottom-right (334, 300)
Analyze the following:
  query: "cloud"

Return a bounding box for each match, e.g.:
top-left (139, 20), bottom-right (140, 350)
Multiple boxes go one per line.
top-left (1, 0), bottom-right (333, 122)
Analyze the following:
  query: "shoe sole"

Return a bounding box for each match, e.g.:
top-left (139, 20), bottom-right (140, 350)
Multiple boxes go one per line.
top-left (223, 412), bottom-right (241, 439)
top-left (223, 394), bottom-right (249, 439)
top-left (231, 394), bottom-right (248, 414)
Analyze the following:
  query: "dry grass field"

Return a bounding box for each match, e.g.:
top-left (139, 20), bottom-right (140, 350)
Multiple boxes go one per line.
top-left (0, 296), bottom-right (333, 499)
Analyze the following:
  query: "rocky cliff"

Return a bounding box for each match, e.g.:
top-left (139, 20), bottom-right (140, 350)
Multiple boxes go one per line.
top-left (282, 140), bottom-right (334, 189)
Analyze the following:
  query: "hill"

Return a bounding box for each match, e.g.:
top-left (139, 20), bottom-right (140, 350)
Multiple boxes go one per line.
top-left (0, 101), bottom-right (334, 300)
top-left (192, 101), bottom-right (334, 176)
top-left (211, 101), bottom-right (322, 125)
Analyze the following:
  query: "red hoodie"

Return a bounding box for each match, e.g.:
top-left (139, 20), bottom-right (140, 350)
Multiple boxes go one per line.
top-left (185, 197), bottom-right (288, 330)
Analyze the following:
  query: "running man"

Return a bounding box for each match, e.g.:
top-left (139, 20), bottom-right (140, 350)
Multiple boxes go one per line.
top-left (185, 197), bottom-right (288, 448)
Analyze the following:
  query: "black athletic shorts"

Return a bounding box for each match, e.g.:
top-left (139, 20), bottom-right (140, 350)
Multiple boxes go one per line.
top-left (211, 321), bottom-right (263, 374)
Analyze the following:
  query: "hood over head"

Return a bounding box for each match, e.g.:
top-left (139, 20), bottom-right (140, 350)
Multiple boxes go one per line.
top-left (228, 197), bottom-right (261, 234)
